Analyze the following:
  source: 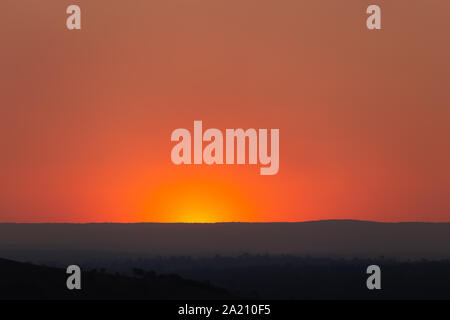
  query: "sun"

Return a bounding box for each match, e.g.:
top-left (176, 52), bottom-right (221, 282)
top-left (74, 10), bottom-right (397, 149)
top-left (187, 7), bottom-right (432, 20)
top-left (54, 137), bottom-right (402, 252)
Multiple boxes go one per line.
top-left (138, 175), bottom-right (256, 223)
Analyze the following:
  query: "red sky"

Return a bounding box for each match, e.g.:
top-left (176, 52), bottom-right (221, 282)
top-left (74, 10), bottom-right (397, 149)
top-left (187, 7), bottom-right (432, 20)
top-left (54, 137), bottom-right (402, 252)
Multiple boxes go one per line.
top-left (0, 0), bottom-right (449, 222)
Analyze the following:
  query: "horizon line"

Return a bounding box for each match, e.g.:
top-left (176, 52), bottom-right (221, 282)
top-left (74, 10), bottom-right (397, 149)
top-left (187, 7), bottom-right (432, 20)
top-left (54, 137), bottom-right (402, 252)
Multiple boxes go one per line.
top-left (1, 219), bottom-right (449, 224)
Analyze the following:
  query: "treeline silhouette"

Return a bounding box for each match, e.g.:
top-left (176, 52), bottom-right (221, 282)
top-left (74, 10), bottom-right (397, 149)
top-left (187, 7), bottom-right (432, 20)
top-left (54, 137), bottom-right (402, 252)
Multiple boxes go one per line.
top-left (78, 254), bottom-right (450, 299)
top-left (2, 255), bottom-right (450, 299)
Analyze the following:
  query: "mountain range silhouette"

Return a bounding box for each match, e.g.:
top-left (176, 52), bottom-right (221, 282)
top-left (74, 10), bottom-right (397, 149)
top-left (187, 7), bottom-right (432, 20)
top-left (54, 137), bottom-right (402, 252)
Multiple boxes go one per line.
top-left (1, 220), bottom-right (449, 260)
top-left (1, 220), bottom-right (450, 299)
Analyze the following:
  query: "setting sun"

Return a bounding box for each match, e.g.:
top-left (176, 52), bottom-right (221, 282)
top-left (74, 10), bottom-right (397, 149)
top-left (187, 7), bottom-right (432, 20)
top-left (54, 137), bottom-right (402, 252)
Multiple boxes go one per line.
top-left (139, 174), bottom-right (258, 223)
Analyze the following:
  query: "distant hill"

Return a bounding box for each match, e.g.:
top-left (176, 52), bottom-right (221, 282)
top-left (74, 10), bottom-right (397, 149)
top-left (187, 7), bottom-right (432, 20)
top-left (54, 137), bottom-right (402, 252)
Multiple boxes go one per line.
top-left (0, 257), bottom-right (232, 299)
top-left (0, 221), bottom-right (449, 262)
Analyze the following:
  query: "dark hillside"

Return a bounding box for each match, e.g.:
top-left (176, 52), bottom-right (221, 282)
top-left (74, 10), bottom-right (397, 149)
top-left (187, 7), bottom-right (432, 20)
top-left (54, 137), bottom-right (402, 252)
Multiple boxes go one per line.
top-left (0, 257), bottom-right (232, 300)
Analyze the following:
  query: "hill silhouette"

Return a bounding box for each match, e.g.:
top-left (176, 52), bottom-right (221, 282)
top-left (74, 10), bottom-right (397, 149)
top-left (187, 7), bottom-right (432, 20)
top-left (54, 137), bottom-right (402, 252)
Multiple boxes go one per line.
top-left (2, 255), bottom-right (450, 299)
top-left (0, 221), bottom-right (449, 261)
top-left (0, 257), bottom-right (232, 300)
top-left (1, 221), bottom-right (449, 299)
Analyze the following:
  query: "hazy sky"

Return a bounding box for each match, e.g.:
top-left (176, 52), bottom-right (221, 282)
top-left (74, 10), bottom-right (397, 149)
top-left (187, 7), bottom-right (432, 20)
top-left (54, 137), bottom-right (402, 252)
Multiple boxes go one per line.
top-left (1, 0), bottom-right (449, 222)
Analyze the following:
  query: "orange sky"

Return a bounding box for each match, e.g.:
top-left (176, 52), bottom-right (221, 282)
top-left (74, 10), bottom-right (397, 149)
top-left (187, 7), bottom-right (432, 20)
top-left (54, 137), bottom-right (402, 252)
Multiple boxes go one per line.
top-left (0, 0), bottom-right (449, 222)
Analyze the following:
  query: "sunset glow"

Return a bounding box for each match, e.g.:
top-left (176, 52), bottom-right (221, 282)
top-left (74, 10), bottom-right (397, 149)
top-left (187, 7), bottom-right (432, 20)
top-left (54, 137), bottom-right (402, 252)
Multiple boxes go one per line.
top-left (0, 0), bottom-right (449, 223)
top-left (138, 175), bottom-right (259, 223)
